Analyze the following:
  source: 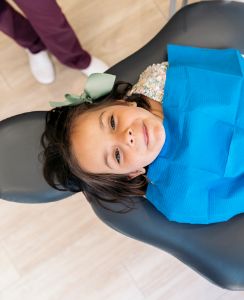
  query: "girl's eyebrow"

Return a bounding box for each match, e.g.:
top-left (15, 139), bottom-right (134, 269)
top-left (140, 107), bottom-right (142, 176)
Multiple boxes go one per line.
top-left (99, 111), bottom-right (113, 170)
top-left (99, 111), bottom-right (105, 129)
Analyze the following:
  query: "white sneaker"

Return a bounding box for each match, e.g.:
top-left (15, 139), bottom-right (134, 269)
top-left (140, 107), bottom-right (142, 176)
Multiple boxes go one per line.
top-left (26, 50), bottom-right (55, 84)
top-left (81, 56), bottom-right (109, 76)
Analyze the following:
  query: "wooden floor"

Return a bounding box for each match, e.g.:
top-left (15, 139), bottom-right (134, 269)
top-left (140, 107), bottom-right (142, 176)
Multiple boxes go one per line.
top-left (1, 0), bottom-right (244, 299)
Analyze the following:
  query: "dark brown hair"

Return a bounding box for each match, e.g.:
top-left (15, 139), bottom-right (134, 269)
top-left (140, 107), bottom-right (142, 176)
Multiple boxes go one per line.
top-left (40, 82), bottom-right (151, 212)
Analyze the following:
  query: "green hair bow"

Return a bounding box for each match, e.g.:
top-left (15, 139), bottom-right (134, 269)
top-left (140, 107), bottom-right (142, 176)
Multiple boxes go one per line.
top-left (49, 73), bottom-right (116, 108)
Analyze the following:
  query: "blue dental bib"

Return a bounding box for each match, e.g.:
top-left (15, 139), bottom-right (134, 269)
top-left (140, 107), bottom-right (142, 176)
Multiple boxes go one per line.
top-left (146, 44), bottom-right (244, 224)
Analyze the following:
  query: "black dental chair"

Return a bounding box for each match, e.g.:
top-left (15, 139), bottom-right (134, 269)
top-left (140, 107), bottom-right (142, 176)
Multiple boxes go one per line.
top-left (1, 1), bottom-right (244, 290)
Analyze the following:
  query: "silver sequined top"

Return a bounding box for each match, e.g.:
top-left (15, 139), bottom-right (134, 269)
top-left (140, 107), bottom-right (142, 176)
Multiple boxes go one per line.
top-left (128, 62), bottom-right (168, 103)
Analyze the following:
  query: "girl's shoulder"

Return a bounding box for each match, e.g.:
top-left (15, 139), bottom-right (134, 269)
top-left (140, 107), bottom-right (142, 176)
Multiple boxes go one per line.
top-left (128, 62), bottom-right (168, 103)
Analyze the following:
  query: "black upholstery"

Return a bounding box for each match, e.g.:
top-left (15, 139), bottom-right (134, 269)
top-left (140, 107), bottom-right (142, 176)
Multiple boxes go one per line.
top-left (0, 111), bottom-right (72, 202)
top-left (1, 1), bottom-right (244, 290)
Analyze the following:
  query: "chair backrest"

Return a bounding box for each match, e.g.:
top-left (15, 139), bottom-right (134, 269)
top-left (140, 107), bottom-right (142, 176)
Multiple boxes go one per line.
top-left (1, 0), bottom-right (244, 290)
top-left (0, 111), bottom-right (72, 203)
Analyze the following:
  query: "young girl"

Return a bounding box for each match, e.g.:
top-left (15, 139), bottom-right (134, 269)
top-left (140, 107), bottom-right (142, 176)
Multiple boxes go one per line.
top-left (41, 44), bottom-right (244, 224)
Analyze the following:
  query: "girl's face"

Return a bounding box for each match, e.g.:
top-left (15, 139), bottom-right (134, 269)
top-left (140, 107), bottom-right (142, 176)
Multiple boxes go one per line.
top-left (71, 101), bottom-right (165, 178)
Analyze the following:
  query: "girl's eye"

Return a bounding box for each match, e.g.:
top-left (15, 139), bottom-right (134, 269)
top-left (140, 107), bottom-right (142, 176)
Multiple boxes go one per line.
top-left (115, 148), bottom-right (120, 164)
top-left (110, 115), bottom-right (120, 164)
top-left (110, 115), bottom-right (115, 130)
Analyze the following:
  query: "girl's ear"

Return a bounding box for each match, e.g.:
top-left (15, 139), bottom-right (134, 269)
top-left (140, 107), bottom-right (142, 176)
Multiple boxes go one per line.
top-left (128, 101), bottom-right (137, 107)
top-left (116, 100), bottom-right (137, 107)
top-left (128, 168), bottom-right (146, 179)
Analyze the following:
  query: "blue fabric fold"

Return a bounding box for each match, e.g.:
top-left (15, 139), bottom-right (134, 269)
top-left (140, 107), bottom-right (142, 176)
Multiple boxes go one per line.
top-left (146, 44), bottom-right (244, 224)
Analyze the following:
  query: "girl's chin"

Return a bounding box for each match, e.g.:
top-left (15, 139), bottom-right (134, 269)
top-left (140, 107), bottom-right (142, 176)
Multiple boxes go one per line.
top-left (153, 124), bottom-right (166, 150)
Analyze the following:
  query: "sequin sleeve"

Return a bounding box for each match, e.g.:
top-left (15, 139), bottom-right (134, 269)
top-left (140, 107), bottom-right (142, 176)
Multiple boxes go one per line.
top-left (128, 62), bottom-right (168, 103)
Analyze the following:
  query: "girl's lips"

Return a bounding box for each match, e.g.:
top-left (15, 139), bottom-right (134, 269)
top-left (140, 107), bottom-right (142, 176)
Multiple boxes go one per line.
top-left (143, 123), bottom-right (149, 147)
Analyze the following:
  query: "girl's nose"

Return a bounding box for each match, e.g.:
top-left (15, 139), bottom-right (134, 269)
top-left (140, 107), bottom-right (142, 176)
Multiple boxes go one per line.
top-left (126, 128), bottom-right (134, 146)
top-left (112, 128), bottom-right (135, 147)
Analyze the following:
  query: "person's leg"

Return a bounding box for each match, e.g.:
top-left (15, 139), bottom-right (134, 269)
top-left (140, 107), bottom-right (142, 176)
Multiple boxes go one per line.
top-left (0, 0), bottom-right (45, 53)
top-left (14, 0), bottom-right (92, 69)
top-left (0, 0), bottom-right (55, 84)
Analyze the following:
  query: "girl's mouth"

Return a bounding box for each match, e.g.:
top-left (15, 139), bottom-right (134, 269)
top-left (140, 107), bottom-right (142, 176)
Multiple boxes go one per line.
top-left (143, 123), bottom-right (149, 147)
